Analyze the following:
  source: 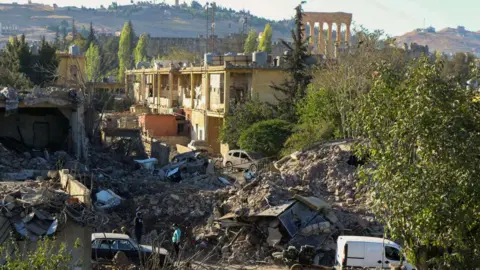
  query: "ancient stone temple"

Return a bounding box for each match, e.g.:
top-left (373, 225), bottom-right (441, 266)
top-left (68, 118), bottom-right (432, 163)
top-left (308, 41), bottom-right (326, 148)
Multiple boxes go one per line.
top-left (302, 12), bottom-right (353, 58)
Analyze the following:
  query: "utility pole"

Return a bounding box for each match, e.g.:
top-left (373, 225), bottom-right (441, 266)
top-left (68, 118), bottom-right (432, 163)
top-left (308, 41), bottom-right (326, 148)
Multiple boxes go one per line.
top-left (211, 2), bottom-right (216, 53)
top-left (205, 2), bottom-right (209, 54)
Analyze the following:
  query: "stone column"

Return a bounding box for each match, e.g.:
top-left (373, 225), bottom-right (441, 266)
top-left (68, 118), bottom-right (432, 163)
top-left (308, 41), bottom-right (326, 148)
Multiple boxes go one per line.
top-left (223, 71), bottom-right (230, 115)
top-left (327, 23), bottom-right (333, 57)
top-left (152, 74), bottom-right (156, 108)
top-left (309, 22), bottom-right (315, 44)
top-left (346, 23), bottom-right (351, 43)
top-left (327, 22), bottom-right (333, 41)
top-left (157, 73), bottom-right (162, 111)
top-left (168, 72), bottom-right (174, 108)
top-left (336, 23), bottom-right (342, 42)
top-left (205, 72), bottom-right (210, 110)
top-left (190, 72), bottom-right (194, 108)
top-left (318, 22), bottom-right (325, 55)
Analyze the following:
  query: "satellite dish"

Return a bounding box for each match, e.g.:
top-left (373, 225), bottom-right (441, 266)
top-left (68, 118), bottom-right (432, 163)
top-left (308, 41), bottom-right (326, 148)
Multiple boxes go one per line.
top-left (239, 17), bottom-right (246, 25)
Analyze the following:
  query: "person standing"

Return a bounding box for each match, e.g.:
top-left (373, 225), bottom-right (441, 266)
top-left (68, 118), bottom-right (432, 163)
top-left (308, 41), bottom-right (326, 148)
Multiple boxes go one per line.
top-left (134, 212), bottom-right (143, 244)
top-left (172, 223), bottom-right (181, 258)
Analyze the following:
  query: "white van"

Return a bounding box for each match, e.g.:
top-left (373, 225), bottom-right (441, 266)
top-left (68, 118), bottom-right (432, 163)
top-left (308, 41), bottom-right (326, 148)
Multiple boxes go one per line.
top-left (335, 236), bottom-right (416, 270)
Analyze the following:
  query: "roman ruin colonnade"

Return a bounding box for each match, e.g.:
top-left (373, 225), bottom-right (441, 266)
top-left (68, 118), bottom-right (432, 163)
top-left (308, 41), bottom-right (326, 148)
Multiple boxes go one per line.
top-left (303, 12), bottom-right (353, 56)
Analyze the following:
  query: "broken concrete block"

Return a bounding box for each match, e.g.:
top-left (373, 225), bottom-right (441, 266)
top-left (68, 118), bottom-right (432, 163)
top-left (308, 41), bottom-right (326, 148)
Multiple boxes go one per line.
top-left (170, 194), bottom-right (180, 201)
top-left (267, 227), bottom-right (282, 246)
top-left (346, 198), bottom-right (354, 205)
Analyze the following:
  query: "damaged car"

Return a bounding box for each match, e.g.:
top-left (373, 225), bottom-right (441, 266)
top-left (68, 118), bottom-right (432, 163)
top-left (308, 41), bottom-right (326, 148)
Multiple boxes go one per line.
top-left (223, 150), bottom-right (264, 173)
top-left (91, 233), bottom-right (169, 266)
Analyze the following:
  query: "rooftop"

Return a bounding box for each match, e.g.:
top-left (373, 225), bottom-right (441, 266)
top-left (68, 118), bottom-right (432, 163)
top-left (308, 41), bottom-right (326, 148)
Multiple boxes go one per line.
top-left (91, 232), bottom-right (131, 240)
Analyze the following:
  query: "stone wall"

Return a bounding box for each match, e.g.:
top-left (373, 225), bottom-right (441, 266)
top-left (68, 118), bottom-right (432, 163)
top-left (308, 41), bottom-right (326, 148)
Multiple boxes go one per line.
top-left (59, 169), bottom-right (91, 206)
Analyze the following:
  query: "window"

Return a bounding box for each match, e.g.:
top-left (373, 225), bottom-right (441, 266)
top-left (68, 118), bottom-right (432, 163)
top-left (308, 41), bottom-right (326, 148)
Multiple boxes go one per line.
top-left (233, 152), bottom-right (240, 158)
top-left (385, 246), bottom-right (401, 261)
top-left (98, 239), bottom-right (114, 249)
top-left (240, 152), bottom-right (249, 160)
top-left (114, 240), bottom-right (135, 251)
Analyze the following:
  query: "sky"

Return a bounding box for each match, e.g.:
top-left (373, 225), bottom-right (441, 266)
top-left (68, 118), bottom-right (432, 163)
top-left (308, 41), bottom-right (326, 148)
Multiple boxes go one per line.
top-left (0, 0), bottom-right (479, 36)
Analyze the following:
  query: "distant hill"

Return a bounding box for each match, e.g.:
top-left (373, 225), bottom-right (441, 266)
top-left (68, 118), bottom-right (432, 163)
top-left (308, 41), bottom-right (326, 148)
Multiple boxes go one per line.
top-left (0, 2), bottom-right (292, 43)
top-left (395, 26), bottom-right (480, 55)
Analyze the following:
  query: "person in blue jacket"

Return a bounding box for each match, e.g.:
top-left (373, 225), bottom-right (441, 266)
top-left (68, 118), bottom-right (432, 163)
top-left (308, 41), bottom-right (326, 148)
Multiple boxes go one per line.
top-left (172, 223), bottom-right (181, 258)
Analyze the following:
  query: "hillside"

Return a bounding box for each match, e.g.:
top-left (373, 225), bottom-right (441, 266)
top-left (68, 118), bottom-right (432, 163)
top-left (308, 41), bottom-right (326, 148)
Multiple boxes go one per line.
top-left (395, 27), bottom-right (480, 55)
top-left (0, 2), bottom-right (292, 43)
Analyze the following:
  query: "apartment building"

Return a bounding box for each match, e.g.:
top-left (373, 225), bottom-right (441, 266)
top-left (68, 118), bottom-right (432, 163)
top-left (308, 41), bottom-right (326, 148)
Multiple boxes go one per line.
top-left (125, 53), bottom-right (285, 156)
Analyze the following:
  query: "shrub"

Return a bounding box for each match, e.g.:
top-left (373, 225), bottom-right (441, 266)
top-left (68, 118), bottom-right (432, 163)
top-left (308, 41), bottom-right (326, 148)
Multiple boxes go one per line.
top-left (238, 119), bottom-right (293, 157)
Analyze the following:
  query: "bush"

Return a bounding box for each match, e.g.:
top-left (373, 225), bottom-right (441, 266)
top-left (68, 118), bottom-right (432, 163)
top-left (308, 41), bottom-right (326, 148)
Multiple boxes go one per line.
top-left (238, 119), bottom-right (293, 157)
top-left (220, 97), bottom-right (275, 148)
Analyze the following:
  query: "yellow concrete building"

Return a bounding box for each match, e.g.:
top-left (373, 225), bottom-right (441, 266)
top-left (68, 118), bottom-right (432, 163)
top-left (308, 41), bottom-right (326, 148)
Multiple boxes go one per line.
top-left (56, 48), bottom-right (86, 87)
top-left (125, 54), bottom-right (285, 156)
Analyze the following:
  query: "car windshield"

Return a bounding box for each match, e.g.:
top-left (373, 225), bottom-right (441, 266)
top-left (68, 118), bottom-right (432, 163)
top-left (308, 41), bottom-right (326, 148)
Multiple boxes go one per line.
top-left (247, 152), bottom-right (264, 160)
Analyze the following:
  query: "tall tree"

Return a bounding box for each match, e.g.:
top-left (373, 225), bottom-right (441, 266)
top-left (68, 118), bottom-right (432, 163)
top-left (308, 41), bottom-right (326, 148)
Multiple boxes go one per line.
top-left (257, 23), bottom-right (273, 53)
top-left (271, 4), bottom-right (312, 122)
top-left (134, 33), bottom-right (149, 65)
top-left (71, 17), bottom-right (76, 39)
top-left (54, 26), bottom-right (60, 48)
top-left (85, 43), bottom-right (101, 82)
top-left (353, 58), bottom-right (480, 269)
top-left (118, 20), bottom-right (135, 82)
top-left (244, 29), bottom-right (257, 53)
top-left (85, 21), bottom-right (96, 51)
top-left (33, 36), bottom-right (59, 86)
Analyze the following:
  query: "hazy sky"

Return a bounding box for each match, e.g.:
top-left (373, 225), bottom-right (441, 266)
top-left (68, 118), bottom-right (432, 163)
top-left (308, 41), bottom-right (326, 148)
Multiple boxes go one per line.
top-left (0, 0), bottom-right (478, 36)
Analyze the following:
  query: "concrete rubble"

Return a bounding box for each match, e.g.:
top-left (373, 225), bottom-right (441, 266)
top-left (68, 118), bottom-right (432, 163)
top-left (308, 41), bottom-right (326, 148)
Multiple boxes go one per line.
top-left (88, 139), bottom-right (382, 267)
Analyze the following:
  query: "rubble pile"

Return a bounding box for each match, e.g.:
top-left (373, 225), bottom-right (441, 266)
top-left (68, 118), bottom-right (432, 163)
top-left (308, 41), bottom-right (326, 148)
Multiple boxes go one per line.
top-left (274, 139), bottom-right (367, 209)
top-left (0, 178), bottom-right (97, 240)
top-left (0, 143), bottom-right (78, 173)
top-left (95, 140), bottom-right (380, 267)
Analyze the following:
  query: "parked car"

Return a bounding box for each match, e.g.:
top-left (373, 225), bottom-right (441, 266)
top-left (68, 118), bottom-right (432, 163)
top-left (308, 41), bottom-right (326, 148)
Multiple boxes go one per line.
top-left (222, 150), bottom-right (264, 173)
top-left (187, 140), bottom-right (213, 153)
top-left (91, 233), bottom-right (168, 266)
top-left (335, 236), bottom-right (416, 270)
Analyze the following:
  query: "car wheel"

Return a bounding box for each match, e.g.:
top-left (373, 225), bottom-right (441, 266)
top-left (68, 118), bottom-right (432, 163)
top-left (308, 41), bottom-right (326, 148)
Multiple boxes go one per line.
top-left (249, 164), bottom-right (258, 174)
top-left (225, 161), bottom-right (233, 172)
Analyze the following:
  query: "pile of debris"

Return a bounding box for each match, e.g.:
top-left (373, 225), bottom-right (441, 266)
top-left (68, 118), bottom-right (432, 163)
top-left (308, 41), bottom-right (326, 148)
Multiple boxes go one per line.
top-left (189, 140), bottom-right (380, 266)
top-left (0, 142), bottom-right (82, 175)
top-left (0, 177), bottom-right (97, 241)
top-left (95, 140), bottom-right (380, 267)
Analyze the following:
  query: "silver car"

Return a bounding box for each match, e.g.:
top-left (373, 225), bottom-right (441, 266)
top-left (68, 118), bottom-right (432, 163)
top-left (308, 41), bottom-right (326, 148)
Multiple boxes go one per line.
top-left (222, 150), bottom-right (264, 173)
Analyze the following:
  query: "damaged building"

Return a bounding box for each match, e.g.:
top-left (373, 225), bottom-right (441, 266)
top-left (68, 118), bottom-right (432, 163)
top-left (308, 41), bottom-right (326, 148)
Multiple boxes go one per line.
top-left (0, 87), bottom-right (93, 268)
top-left (0, 87), bottom-right (88, 161)
top-left (124, 52), bottom-right (285, 156)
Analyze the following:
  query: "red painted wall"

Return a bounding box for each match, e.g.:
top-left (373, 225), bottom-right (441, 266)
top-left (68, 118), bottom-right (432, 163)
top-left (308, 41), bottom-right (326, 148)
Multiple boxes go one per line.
top-left (139, 114), bottom-right (178, 136)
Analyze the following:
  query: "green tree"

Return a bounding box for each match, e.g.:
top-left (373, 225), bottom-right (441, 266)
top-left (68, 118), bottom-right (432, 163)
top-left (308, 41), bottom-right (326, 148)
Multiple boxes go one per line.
top-left (353, 58), bottom-right (480, 269)
top-left (257, 23), bottom-right (272, 53)
top-left (238, 119), bottom-right (292, 157)
top-left (220, 97), bottom-right (275, 148)
top-left (271, 4), bottom-right (312, 122)
top-left (244, 29), bottom-right (257, 53)
top-left (85, 21), bottom-right (96, 50)
top-left (33, 37), bottom-right (59, 86)
top-left (134, 33), bottom-right (149, 65)
top-left (0, 237), bottom-right (78, 269)
top-left (85, 43), bottom-right (101, 82)
top-left (286, 29), bottom-right (406, 151)
top-left (191, 0), bottom-right (202, 9)
top-left (118, 20), bottom-right (135, 82)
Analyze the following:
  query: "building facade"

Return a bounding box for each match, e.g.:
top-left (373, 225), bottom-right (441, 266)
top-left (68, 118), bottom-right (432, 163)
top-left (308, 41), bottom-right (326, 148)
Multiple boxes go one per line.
top-left (125, 53), bottom-right (285, 156)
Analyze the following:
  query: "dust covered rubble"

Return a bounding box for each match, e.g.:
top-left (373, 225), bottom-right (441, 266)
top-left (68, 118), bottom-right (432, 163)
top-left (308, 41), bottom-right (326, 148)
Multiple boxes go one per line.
top-left (97, 140), bottom-right (381, 266)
